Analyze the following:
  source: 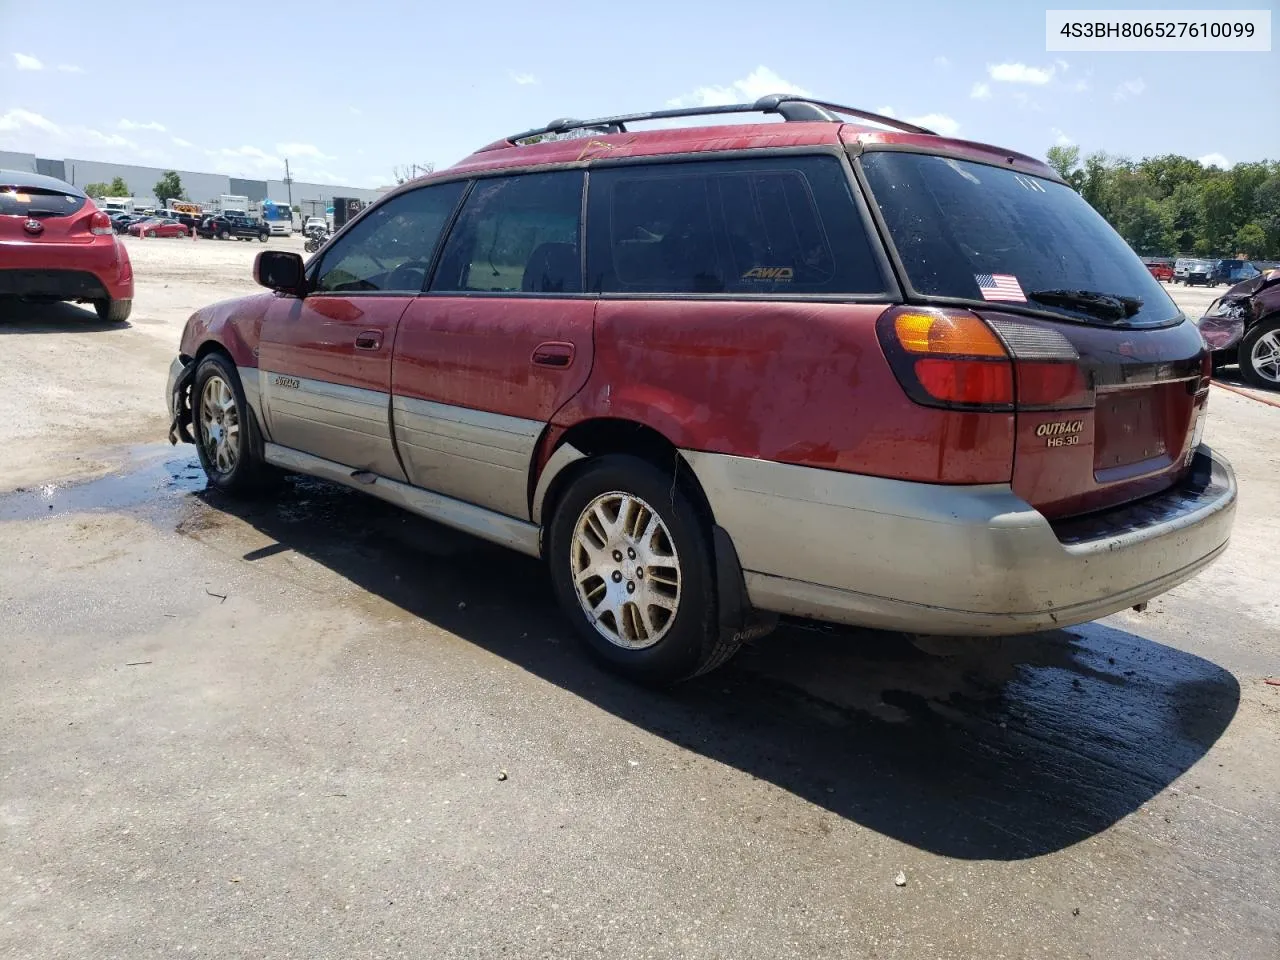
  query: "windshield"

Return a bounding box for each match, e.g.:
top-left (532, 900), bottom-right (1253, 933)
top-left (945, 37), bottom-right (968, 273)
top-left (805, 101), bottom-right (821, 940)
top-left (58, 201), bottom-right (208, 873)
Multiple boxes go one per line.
top-left (860, 151), bottom-right (1179, 328)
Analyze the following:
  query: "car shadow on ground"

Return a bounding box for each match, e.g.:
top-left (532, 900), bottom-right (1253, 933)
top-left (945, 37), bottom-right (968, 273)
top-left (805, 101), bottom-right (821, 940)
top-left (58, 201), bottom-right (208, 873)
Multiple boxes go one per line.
top-left (208, 471), bottom-right (1240, 861)
top-left (0, 300), bottom-right (130, 332)
top-left (3, 454), bottom-right (1238, 862)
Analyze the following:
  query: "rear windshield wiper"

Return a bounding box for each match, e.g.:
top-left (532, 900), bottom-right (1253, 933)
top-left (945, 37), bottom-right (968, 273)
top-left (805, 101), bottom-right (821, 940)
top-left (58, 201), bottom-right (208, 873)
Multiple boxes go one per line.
top-left (1028, 289), bottom-right (1143, 321)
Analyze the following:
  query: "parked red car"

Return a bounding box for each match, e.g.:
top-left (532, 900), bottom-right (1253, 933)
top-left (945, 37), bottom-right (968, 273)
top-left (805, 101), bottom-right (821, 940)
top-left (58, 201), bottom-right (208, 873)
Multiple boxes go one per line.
top-left (166, 95), bottom-right (1236, 682)
top-left (128, 216), bottom-right (189, 239)
top-left (1146, 262), bottom-right (1174, 282)
top-left (1, 169), bottom-right (133, 322)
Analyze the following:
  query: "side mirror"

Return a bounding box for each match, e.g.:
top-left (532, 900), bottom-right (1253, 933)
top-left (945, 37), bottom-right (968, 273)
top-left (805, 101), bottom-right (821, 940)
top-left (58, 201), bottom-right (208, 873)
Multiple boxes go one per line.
top-left (254, 250), bottom-right (305, 296)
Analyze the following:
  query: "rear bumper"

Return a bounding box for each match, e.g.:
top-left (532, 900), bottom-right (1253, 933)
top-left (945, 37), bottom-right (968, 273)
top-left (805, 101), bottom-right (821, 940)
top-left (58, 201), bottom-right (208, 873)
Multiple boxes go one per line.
top-left (0, 239), bottom-right (133, 301)
top-left (684, 446), bottom-right (1236, 636)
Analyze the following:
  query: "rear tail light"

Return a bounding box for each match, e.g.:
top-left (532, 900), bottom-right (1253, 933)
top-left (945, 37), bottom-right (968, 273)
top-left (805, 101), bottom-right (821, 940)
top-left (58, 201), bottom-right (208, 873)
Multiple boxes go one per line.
top-left (876, 307), bottom-right (1094, 412)
top-left (89, 212), bottom-right (113, 235)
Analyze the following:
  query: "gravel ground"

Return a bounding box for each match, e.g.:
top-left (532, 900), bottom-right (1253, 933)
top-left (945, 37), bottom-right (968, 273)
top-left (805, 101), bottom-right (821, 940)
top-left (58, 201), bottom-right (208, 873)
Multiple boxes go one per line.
top-left (1, 242), bottom-right (1278, 960)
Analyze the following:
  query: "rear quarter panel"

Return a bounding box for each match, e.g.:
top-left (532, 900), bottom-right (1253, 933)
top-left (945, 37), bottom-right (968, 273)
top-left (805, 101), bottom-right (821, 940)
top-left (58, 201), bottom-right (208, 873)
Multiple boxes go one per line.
top-left (553, 300), bottom-right (1015, 484)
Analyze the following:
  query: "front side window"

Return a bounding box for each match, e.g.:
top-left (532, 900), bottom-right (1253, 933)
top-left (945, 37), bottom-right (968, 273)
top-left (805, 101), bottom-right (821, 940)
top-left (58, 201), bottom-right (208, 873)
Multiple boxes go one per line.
top-left (430, 171), bottom-right (584, 294)
top-left (587, 155), bottom-right (886, 296)
top-left (314, 181), bottom-right (467, 294)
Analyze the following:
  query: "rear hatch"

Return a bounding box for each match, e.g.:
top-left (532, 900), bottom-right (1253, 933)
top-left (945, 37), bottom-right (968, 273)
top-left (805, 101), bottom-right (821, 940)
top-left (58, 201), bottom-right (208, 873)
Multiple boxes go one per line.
top-left (0, 175), bottom-right (97, 243)
top-left (859, 149), bottom-right (1207, 520)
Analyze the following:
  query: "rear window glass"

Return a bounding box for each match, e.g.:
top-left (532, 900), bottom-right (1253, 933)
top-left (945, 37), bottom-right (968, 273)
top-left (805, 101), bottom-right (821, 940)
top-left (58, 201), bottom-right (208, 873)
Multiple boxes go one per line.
top-left (0, 187), bottom-right (87, 218)
top-left (860, 152), bottom-right (1177, 327)
top-left (587, 155), bottom-right (885, 295)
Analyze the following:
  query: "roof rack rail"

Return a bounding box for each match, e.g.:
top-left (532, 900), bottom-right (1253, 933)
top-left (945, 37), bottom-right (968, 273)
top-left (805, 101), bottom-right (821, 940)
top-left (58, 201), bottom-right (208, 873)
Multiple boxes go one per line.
top-left (503, 95), bottom-right (938, 145)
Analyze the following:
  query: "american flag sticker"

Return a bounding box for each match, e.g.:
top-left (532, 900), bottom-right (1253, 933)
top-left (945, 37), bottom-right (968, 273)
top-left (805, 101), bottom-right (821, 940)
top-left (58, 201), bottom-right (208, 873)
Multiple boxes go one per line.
top-left (975, 273), bottom-right (1026, 302)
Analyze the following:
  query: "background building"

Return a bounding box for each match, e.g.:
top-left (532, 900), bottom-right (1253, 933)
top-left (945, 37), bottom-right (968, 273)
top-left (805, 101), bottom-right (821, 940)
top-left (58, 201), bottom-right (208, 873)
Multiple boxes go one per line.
top-left (0, 149), bottom-right (385, 214)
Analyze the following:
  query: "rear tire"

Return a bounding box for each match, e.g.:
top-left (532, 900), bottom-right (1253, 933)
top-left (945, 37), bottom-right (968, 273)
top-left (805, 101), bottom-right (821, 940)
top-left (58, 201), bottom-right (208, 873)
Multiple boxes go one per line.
top-left (546, 454), bottom-right (738, 684)
top-left (191, 353), bottom-right (274, 495)
top-left (1239, 319), bottom-right (1280, 390)
top-left (94, 298), bottom-right (131, 323)
top-left (219, 228), bottom-right (230, 240)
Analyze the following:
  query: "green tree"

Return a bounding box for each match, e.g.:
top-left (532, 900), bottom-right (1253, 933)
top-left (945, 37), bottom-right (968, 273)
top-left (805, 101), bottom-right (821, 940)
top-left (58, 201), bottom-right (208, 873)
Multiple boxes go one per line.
top-left (108, 175), bottom-right (130, 195)
top-left (1117, 198), bottom-right (1166, 254)
top-left (1046, 145), bottom-right (1080, 184)
top-left (1234, 222), bottom-right (1267, 258)
top-left (153, 170), bottom-right (185, 206)
top-left (1198, 179), bottom-right (1237, 254)
top-left (83, 182), bottom-right (110, 198)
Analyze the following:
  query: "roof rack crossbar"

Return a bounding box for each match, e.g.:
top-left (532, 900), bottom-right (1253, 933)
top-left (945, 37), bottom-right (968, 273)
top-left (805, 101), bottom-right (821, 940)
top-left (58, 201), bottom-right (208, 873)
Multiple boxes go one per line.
top-left (503, 95), bottom-right (937, 145)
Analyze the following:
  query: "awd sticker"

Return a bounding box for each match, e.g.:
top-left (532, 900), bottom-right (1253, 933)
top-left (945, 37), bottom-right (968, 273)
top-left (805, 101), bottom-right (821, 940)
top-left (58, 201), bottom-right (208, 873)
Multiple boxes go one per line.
top-left (1036, 419), bottom-right (1085, 447)
top-left (741, 266), bottom-right (794, 282)
top-left (273, 375), bottom-right (300, 389)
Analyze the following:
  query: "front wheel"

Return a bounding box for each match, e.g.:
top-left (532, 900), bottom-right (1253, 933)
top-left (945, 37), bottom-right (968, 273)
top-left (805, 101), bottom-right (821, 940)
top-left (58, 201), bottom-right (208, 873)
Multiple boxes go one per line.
top-left (1239, 320), bottom-right (1280, 389)
top-left (191, 354), bottom-right (274, 494)
top-left (547, 454), bottom-right (739, 684)
top-left (259, 233), bottom-right (268, 242)
top-left (219, 228), bottom-right (230, 240)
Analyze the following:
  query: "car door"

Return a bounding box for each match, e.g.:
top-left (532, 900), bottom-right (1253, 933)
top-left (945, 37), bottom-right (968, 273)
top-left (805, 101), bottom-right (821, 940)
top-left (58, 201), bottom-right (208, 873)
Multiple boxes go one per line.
top-left (392, 170), bottom-right (594, 520)
top-left (258, 180), bottom-right (468, 479)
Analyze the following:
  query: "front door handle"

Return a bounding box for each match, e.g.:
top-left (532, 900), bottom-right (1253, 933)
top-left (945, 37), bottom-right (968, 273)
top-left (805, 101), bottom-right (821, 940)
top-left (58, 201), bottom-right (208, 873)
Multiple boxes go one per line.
top-left (355, 330), bottom-right (382, 351)
top-left (532, 341), bottom-right (575, 368)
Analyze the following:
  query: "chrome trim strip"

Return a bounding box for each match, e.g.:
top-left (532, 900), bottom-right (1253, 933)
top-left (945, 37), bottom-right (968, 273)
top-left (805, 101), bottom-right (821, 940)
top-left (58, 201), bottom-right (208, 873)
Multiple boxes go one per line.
top-left (264, 443), bottom-right (541, 557)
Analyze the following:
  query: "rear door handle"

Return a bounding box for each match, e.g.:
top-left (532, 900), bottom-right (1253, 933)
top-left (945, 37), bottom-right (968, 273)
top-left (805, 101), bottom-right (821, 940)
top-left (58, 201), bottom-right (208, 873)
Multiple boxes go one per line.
top-left (532, 341), bottom-right (575, 367)
top-left (355, 330), bottom-right (382, 351)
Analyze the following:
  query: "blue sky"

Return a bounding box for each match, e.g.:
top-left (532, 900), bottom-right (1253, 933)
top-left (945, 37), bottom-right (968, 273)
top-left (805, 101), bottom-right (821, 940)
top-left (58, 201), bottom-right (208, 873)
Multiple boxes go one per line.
top-left (1, 0), bottom-right (1274, 186)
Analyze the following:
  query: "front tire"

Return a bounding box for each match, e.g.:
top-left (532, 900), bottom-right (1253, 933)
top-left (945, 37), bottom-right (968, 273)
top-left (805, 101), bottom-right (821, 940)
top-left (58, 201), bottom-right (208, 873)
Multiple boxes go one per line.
top-left (219, 228), bottom-right (230, 240)
top-left (1239, 320), bottom-right (1280, 389)
top-left (547, 454), bottom-right (737, 683)
top-left (191, 353), bottom-right (273, 495)
top-left (94, 298), bottom-right (131, 323)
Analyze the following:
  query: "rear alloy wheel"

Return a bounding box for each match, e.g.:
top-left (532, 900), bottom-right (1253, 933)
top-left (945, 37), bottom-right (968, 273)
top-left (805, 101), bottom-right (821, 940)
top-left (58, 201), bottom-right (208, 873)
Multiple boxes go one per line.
top-left (191, 353), bottom-right (273, 495)
top-left (94, 298), bottom-right (131, 323)
top-left (547, 454), bottom-right (739, 683)
top-left (1239, 321), bottom-right (1280, 389)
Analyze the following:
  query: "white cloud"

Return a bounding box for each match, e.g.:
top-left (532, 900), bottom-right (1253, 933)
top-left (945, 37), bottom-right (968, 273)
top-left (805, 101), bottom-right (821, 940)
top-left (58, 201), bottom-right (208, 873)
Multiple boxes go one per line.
top-left (970, 82), bottom-right (991, 100)
top-left (1199, 152), bottom-right (1232, 169)
top-left (0, 108), bottom-right (63, 135)
top-left (1055, 59), bottom-right (1070, 72)
top-left (56, 63), bottom-right (84, 73)
top-left (348, 105), bottom-right (362, 116)
top-left (277, 142), bottom-right (334, 160)
top-left (934, 56), bottom-right (950, 69)
top-left (118, 119), bottom-right (166, 132)
top-left (171, 136), bottom-right (193, 148)
top-left (1051, 127), bottom-right (1074, 146)
top-left (875, 105), bottom-right (896, 118)
top-left (667, 65), bottom-right (811, 108)
top-left (84, 129), bottom-right (138, 149)
top-left (508, 71), bottom-right (537, 85)
top-left (13, 52), bottom-right (42, 70)
top-left (987, 62), bottom-right (1055, 85)
top-left (1113, 78), bottom-right (1146, 101)
top-left (1073, 78), bottom-right (1090, 93)
top-left (908, 113), bottom-right (960, 137)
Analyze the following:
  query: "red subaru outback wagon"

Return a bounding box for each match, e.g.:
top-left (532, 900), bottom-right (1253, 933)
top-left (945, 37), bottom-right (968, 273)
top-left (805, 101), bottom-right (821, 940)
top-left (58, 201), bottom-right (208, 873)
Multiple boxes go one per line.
top-left (167, 96), bottom-right (1236, 682)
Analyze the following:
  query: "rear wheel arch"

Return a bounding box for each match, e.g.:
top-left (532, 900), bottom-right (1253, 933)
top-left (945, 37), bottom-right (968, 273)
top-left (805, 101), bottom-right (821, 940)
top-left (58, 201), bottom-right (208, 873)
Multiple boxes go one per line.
top-left (530, 418), bottom-right (715, 532)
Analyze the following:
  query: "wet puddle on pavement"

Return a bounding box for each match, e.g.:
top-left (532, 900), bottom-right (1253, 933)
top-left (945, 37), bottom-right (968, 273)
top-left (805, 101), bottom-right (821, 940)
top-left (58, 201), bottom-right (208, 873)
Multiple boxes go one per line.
top-left (0, 444), bottom-right (208, 523)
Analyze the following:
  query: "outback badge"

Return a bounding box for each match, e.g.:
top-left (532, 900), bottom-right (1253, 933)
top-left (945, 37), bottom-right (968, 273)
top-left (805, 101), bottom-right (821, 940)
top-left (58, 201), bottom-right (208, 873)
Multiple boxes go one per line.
top-left (1036, 418), bottom-right (1085, 447)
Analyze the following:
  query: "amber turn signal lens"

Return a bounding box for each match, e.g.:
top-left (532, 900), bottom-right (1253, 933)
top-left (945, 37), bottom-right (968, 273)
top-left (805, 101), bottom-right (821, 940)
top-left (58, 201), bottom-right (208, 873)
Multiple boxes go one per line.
top-left (893, 313), bottom-right (1009, 358)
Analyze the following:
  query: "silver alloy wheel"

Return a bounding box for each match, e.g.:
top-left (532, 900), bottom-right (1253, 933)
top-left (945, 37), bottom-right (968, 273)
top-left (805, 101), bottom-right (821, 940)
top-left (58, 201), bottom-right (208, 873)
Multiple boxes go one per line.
top-left (1250, 330), bottom-right (1280, 384)
top-left (570, 491), bottom-right (681, 650)
top-left (199, 375), bottom-right (241, 476)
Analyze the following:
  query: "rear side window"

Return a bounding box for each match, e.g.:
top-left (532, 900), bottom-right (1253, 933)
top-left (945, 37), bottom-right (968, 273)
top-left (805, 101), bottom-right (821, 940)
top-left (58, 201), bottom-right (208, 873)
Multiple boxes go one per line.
top-left (314, 180), bottom-right (467, 294)
top-left (430, 171), bottom-right (584, 294)
top-left (587, 155), bottom-right (885, 296)
top-left (0, 186), bottom-right (87, 218)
